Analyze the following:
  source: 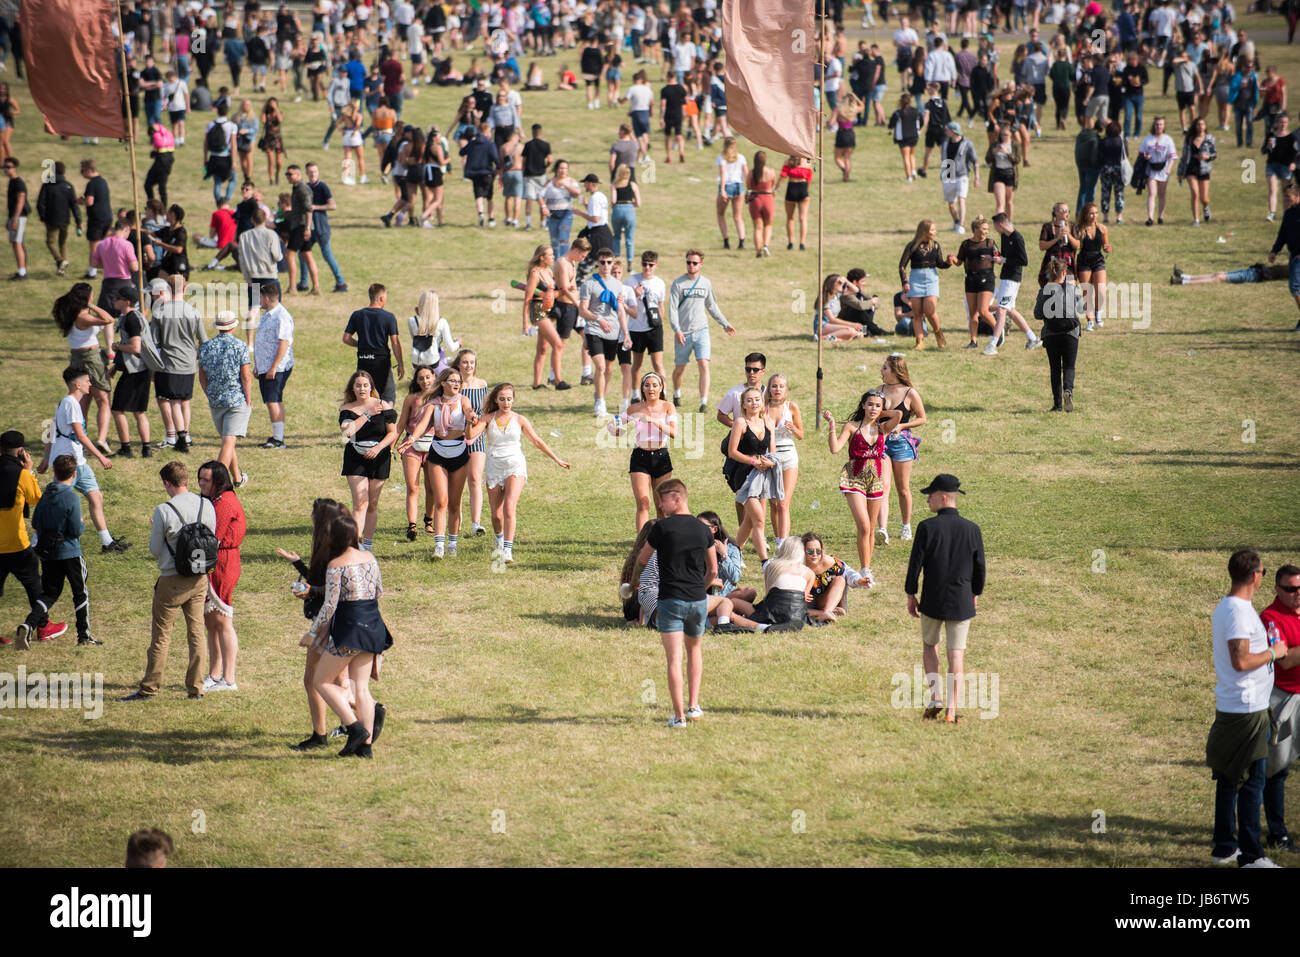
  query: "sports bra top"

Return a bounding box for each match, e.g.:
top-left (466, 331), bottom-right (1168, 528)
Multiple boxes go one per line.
top-left (434, 398), bottom-right (466, 434)
top-left (891, 393), bottom-right (913, 425)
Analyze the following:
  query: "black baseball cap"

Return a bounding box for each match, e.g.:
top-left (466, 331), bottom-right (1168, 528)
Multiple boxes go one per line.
top-left (580, 173), bottom-right (601, 184)
top-left (920, 473), bottom-right (965, 495)
top-left (111, 285), bottom-right (140, 305)
top-left (0, 430), bottom-right (28, 449)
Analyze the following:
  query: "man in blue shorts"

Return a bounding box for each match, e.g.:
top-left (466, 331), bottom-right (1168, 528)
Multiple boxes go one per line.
top-left (667, 248), bottom-right (736, 413)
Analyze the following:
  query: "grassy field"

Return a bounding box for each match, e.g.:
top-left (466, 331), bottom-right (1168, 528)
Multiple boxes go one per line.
top-left (1, 13), bottom-right (1298, 867)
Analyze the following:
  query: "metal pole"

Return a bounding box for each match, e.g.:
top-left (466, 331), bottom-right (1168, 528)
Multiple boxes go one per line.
top-left (114, 0), bottom-right (145, 285)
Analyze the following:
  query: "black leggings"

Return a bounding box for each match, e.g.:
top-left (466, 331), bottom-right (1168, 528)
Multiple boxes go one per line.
top-left (1053, 88), bottom-right (1070, 128)
top-left (1044, 334), bottom-right (1078, 407)
top-left (957, 85), bottom-right (974, 118)
top-left (145, 152), bottom-right (174, 206)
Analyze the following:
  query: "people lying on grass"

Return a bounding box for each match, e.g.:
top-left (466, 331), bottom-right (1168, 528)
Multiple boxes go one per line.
top-left (749, 538), bottom-right (815, 632)
top-left (801, 531), bottom-right (873, 625)
top-left (697, 510), bottom-right (756, 615)
top-left (634, 541), bottom-right (767, 633)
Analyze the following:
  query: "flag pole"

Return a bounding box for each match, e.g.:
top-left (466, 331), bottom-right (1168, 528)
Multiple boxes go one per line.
top-left (113, 0), bottom-right (145, 285)
top-left (814, 0), bottom-right (825, 431)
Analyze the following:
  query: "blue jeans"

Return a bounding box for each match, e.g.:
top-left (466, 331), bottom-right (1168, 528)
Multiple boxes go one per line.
top-left (1123, 93), bottom-right (1144, 139)
top-left (1235, 103), bottom-right (1255, 147)
top-left (1076, 167), bottom-right (1100, 217)
top-left (300, 242), bottom-right (344, 287)
top-left (611, 203), bottom-right (636, 262)
top-left (1265, 766), bottom-right (1289, 842)
top-left (144, 99), bottom-right (163, 127)
top-left (547, 210), bottom-right (573, 257)
top-left (1213, 756), bottom-right (1267, 864)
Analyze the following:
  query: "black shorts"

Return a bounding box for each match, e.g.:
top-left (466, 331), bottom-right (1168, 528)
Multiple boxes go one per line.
top-left (990, 167), bottom-right (1016, 188)
top-left (471, 173), bottom-right (494, 199)
top-left (426, 442), bottom-right (470, 473)
top-left (554, 301), bottom-right (578, 339)
top-left (584, 333), bottom-right (619, 362)
top-left (836, 127), bottom-right (857, 149)
top-left (629, 445), bottom-right (673, 478)
top-left (1176, 91), bottom-right (1196, 109)
top-left (287, 225), bottom-right (314, 251)
top-left (154, 371), bottom-right (195, 401)
top-left (86, 220), bottom-right (111, 242)
top-left (785, 180), bottom-right (809, 203)
top-left (964, 270), bottom-right (995, 294)
top-left (425, 165), bottom-right (444, 188)
top-left (1075, 253), bottom-right (1105, 273)
top-left (630, 326), bottom-right (663, 354)
top-left (1033, 83), bottom-right (1047, 105)
top-left (924, 128), bottom-right (945, 148)
top-left (664, 118), bottom-right (682, 137)
top-left (492, 126), bottom-right (515, 149)
top-left (896, 136), bottom-right (918, 148)
top-left (112, 370), bottom-right (152, 412)
top-left (1186, 171), bottom-right (1211, 182)
top-left (583, 74), bottom-right (600, 88)
top-left (208, 154), bottom-right (233, 182)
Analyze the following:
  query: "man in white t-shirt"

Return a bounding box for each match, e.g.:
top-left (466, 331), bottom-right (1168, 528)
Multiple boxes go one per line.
top-left (37, 366), bottom-right (129, 553)
top-left (574, 172), bottom-right (612, 275)
top-left (1207, 549), bottom-right (1282, 868)
top-left (625, 250), bottom-right (667, 388)
top-left (892, 17), bottom-right (919, 88)
top-left (626, 72), bottom-right (655, 160)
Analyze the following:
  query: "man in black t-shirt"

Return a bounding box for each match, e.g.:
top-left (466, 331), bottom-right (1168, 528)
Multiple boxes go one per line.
top-left (140, 54), bottom-right (164, 128)
top-left (986, 212), bottom-right (1042, 355)
top-left (343, 283), bottom-right (404, 402)
top-left (637, 479), bottom-right (716, 728)
top-left (3, 157), bottom-right (29, 280)
top-left (660, 81), bottom-right (687, 163)
top-left (78, 160), bottom-right (111, 280)
top-left (521, 123), bottom-right (551, 230)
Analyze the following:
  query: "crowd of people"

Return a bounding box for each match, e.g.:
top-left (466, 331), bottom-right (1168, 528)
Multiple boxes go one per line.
top-left (0, 0), bottom-right (1296, 867)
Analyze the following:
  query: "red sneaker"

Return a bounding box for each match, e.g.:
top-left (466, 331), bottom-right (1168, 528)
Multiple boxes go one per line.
top-left (37, 621), bottom-right (68, 641)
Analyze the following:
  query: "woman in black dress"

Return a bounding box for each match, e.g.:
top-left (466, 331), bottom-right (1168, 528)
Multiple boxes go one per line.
top-left (339, 370), bottom-right (399, 551)
top-left (1072, 202), bottom-right (1111, 331)
top-left (955, 215), bottom-right (1001, 348)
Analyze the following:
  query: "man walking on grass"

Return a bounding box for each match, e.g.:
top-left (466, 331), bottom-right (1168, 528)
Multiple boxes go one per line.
top-left (668, 248), bottom-right (735, 413)
top-left (638, 479), bottom-right (715, 728)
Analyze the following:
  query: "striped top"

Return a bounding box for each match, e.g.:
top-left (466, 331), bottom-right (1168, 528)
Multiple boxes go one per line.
top-left (464, 384), bottom-right (488, 453)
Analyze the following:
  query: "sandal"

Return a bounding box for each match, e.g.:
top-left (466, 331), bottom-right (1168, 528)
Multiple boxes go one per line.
top-left (424, 516), bottom-right (434, 534)
top-left (406, 522), bottom-right (418, 542)
top-left (922, 702), bottom-right (943, 720)
top-left (944, 713), bottom-right (963, 725)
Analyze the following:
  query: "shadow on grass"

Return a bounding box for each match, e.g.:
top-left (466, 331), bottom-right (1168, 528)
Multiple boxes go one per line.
top-left (24, 727), bottom-right (284, 764)
top-left (519, 611), bottom-right (636, 631)
top-left (705, 705), bottom-right (869, 719)
top-left (422, 704), bottom-right (634, 726)
top-left (840, 813), bottom-right (1206, 865)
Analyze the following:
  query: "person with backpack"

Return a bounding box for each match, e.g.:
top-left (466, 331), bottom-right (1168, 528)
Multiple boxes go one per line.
top-left (18, 454), bottom-right (100, 648)
top-left (122, 460), bottom-right (219, 701)
top-left (1033, 258), bottom-right (1085, 413)
top-left (203, 103), bottom-right (238, 205)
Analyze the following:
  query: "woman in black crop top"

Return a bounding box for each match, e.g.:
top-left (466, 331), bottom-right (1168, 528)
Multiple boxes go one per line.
top-left (339, 370), bottom-right (399, 550)
top-left (898, 219), bottom-right (957, 349)
top-left (955, 215), bottom-right (1002, 347)
top-left (1072, 202), bottom-right (1111, 331)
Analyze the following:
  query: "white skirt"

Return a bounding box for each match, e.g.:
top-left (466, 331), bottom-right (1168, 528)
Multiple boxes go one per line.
top-left (485, 450), bottom-right (527, 489)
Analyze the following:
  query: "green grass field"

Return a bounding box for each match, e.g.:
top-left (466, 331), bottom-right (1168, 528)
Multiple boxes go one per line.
top-left (1, 13), bottom-right (1298, 866)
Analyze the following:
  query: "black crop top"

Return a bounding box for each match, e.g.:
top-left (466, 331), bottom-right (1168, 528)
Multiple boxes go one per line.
top-left (899, 241), bottom-right (951, 281)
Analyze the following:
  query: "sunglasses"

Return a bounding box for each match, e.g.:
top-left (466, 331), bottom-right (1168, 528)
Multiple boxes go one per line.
top-left (745, 367), bottom-right (764, 373)
top-left (685, 260), bottom-right (701, 266)
top-left (599, 259), bottom-right (614, 264)
top-left (805, 548), bottom-right (822, 556)
top-left (1280, 584), bottom-right (1300, 594)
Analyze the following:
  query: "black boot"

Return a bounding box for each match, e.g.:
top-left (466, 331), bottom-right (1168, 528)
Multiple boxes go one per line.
top-left (290, 732), bottom-right (328, 751)
top-left (372, 703), bottom-right (386, 743)
top-left (338, 720), bottom-right (369, 756)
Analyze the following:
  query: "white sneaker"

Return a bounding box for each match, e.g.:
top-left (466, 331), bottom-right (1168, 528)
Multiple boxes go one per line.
top-left (1241, 857), bottom-right (1282, 868)
top-left (955, 224), bottom-right (965, 235)
top-left (433, 541), bottom-right (445, 560)
top-left (875, 527), bottom-right (889, 547)
top-left (202, 675), bottom-right (222, 692)
top-left (982, 341), bottom-right (998, 355)
top-left (594, 398), bottom-right (607, 417)
top-left (899, 524), bottom-right (912, 541)
top-left (447, 541), bottom-right (458, 557)
top-left (685, 705), bottom-right (704, 720)
top-left (1085, 320), bottom-right (1096, 331)
top-left (360, 176), bottom-right (370, 184)
top-left (1025, 337), bottom-right (1041, 350)
top-left (212, 680), bottom-right (237, 691)
top-left (859, 567), bottom-right (874, 588)
top-left (1211, 848), bottom-right (1241, 865)
top-left (503, 545), bottom-right (514, 563)
top-left (1095, 318), bottom-right (1104, 328)
top-left (666, 715), bottom-right (689, 728)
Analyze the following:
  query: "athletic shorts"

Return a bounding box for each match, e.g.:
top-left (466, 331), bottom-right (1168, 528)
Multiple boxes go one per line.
top-left (169, 109), bottom-right (188, 124)
top-left (629, 445), bottom-right (672, 478)
top-left (942, 175), bottom-right (969, 203)
top-left (155, 371), bottom-right (195, 401)
top-left (664, 118), bottom-right (682, 137)
top-left (1033, 83), bottom-right (1047, 105)
top-left (471, 173), bottom-right (494, 199)
top-left (673, 328), bottom-right (710, 365)
top-left (995, 278), bottom-right (1020, 310)
top-left (524, 174), bottom-right (547, 199)
top-left (584, 333), bottom-right (619, 362)
top-left (920, 613), bottom-right (970, 650)
top-left (210, 403), bottom-right (251, 437)
top-left (630, 326), bottom-right (663, 354)
top-left (86, 220), bottom-right (111, 242)
top-left (112, 369), bottom-right (152, 413)
top-left (1176, 91), bottom-right (1195, 109)
top-left (8, 215), bottom-right (25, 244)
top-left (258, 367), bottom-right (292, 403)
top-left (554, 301), bottom-right (578, 338)
top-left (655, 596), bottom-right (708, 638)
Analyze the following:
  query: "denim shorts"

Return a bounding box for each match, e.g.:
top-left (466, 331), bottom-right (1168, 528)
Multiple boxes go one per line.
top-left (673, 327), bottom-right (711, 365)
top-left (655, 596), bottom-right (708, 637)
top-left (1267, 162), bottom-right (1294, 183)
top-left (871, 83), bottom-right (888, 103)
top-left (74, 462), bottom-right (99, 495)
top-left (630, 109), bottom-right (651, 137)
top-left (884, 431), bottom-right (917, 462)
top-left (722, 181), bottom-right (742, 198)
top-left (1290, 256), bottom-right (1300, 296)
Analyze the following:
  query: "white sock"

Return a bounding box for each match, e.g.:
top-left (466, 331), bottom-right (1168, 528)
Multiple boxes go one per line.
top-left (582, 365), bottom-right (592, 377)
top-left (16, 268), bottom-right (25, 276)
top-left (716, 615), bottom-right (730, 625)
top-left (526, 215), bottom-right (532, 227)
top-left (435, 534), bottom-right (445, 548)
top-left (98, 529), bottom-right (114, 546)
top-left (87, 267), bottom-right (98, 277)
top-left (273, 422), bottom-right (285, 441)
top-left (503, 539), bottom-right (513, 551)
top-left (673, 389), bottom-right (681, 398)
top-left (756, 622), bottom-right (770, 632)
top-left (496, 532), bottom-right (504, 548)
top-left (449, 534), bottom-right (458, 548)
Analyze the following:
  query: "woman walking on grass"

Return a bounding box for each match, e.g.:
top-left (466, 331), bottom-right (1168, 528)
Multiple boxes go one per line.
top-left (396, 366), bottom-right (438, 541)
top-left (464, 383), bottom-right (570, 563)
top-left (338, 370), bottom-right (399, 552)
top-left (899, 220), bottom-right (953, 350)
top-left (727, 387), bottom-right (783, 564)
top-left (396, 366), bottom-right (476, 559)
top-left (612, 371), bottom-right (677, 532)
top-left (876, 354), bottom-right (926, 546)
top-left (199, 461), bottom-right (246, 693)
top-left (763, 373), bottom-right (803, 548)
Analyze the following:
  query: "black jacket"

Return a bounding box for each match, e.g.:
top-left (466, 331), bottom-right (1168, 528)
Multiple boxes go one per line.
top-left (1271, 204), bottom-right (1300, 260)
top-left (904, 507), bottom-right (985, 621)
top-left (36, 176), bottom-right (82, 229)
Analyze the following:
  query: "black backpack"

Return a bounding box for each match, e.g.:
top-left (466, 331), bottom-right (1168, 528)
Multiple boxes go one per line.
top-left (166, 497), bottom-right (219, 576)
top-left (205, 121), bottom-right (230, 153)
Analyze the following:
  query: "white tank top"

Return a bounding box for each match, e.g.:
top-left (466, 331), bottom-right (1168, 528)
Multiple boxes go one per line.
top-left (769, 401), bottom-right (795, 452)
top-left (486, 414), bottom-right (522, 458)
top-left (67, 320), bottom-right (100, 351)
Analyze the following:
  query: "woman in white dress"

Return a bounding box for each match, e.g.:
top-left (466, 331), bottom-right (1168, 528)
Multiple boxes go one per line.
top-left (1138, 115), bottom-right (1179, 226)
top-left (464, 383), bottom-right (569, 563)
top-left (763, 373), bottom-right (803, 547)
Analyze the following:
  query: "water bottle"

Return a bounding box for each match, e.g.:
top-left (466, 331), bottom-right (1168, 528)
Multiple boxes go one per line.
top-left (1267, 621), bottom-right (1280, 646)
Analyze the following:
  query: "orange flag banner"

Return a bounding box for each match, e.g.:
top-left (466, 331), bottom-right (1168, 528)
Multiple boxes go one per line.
top-left (721, 0), bottom-right (817, 160)
top-left (21, 0), bottom-right (128, 139)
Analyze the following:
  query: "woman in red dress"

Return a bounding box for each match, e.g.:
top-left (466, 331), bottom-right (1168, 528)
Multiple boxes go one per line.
top-left (199, 460), bottom-right (247, 693)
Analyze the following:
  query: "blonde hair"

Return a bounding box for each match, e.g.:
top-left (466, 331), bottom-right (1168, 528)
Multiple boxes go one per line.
top-left (612, 164), bottom-right (632, 188)
top-left (764, 538), bottom-right (806, 592)
top-left (721, 136), bottom-right (739, 162)
top-left (413, 290), bottom-right (439, 338)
